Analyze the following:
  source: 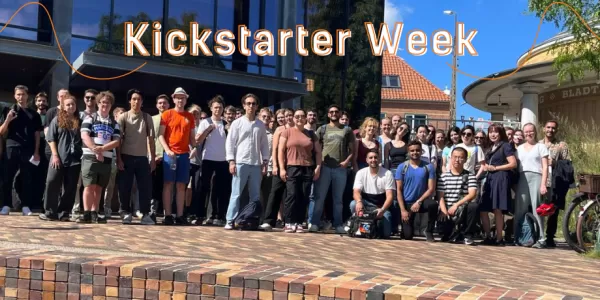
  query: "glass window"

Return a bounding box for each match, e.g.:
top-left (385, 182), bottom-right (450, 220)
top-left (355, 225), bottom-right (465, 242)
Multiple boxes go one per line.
top-left (262, 0), bottom-right (279, 67)
top-left (72, 0), bottom-right (111, 39)
top-left (405, 114), bottom-right (428, 131)
top-left (246, 0), bottom-right (260, 64)
top-left (70, 38), bottom-right (113, 62)
top-left (112, 0), bottom-right (163, 43)
top-left (1, 0), bottom-right (39, 29)
top-left (167, 0), bottom-right (215, 67)
top-left (0, 28), bottom-right (38, 41)
top-left (295, 0), bottom-right (305, 71)
top-left (261, 66), bottom-right (275, 77)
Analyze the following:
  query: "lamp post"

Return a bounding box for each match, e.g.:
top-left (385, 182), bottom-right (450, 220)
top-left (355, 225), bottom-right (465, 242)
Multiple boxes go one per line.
top-left (443, 10), bottom-right (458, 123)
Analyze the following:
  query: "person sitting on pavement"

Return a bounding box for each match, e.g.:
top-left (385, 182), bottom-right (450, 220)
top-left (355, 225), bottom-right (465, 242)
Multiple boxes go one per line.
top-left (350, 149), bottom-right (395, 238)
top-left (437, 147), bottom-right (479, 245)
top-left (395, 140), bottom-right (438, 242)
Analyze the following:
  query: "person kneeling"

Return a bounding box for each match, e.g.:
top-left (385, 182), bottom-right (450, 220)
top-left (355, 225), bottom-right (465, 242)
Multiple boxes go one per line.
top-left (437, 147), bottom-right (478, 245)
top-left (349, 149), bottom-right (395, 238)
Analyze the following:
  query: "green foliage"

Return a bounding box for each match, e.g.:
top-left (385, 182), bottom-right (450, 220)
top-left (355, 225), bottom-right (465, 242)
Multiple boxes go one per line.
top-left (528, 0), bottom-right (600, 84)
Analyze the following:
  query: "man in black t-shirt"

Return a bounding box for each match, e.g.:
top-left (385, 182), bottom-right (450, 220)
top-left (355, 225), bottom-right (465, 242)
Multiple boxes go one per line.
top-left (0, 85), bottom-right (43, 215)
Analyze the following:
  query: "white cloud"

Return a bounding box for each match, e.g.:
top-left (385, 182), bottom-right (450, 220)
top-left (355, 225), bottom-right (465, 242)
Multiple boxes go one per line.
top-left (72, 23), bottom-right (100, 37)
top-left (384, 0), bottom-right (414, 25)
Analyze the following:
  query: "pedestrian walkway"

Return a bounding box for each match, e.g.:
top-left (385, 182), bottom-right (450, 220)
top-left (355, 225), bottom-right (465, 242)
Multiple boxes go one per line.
top-left (0, 216), bottom-right (598, 299)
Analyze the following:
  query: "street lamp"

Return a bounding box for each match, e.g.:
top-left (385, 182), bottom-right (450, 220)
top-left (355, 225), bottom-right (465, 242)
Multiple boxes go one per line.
top-left (443, 10), bottom-right (458, 122)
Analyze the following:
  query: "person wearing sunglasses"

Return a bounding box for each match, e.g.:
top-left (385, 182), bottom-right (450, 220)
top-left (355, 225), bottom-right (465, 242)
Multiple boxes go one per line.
top-left (456, 125), bottom-right (486, 178)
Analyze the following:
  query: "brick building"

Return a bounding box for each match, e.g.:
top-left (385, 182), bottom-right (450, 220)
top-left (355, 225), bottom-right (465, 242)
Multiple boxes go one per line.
top-left (381, 53), bottom-right (450, 131)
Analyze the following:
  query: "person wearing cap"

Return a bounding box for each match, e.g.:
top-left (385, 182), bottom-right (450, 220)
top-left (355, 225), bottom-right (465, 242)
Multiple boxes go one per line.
top-left (158, 87), bottom-right (196, 225)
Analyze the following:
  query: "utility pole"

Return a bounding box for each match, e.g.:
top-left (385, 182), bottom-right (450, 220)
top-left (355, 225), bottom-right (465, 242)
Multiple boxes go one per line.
top-left (444, 10), bottom-right (458, 123)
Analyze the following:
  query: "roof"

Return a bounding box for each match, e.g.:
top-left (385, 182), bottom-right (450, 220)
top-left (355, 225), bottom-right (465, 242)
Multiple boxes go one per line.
top-left (382, 52), bottom-right (450, 102)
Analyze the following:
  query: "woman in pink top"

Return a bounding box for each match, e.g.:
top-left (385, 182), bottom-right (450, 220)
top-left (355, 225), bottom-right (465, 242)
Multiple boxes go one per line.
top-left (278, 109), bottom-right (322, 233)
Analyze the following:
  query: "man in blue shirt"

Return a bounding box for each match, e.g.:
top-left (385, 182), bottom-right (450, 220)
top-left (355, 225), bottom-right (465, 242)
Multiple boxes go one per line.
top-left (395, 140), bottom-right (437, 241)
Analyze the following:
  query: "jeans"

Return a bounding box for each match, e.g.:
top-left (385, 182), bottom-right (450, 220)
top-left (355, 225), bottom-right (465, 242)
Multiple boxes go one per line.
top-left (225, 164), bottom-right (262, 224)
top-left (350, 199), bottom-right (392, 238)
top-left (284, 166), bottom-right (314, 224)
top-left (2, 147), bottom-right (33, 208)
top-left (118, 154), bottom-right (152, 215)
top-left (43, 164), bottom-right (81, 216)
top-left (309, 166), bottom-right (347, 227)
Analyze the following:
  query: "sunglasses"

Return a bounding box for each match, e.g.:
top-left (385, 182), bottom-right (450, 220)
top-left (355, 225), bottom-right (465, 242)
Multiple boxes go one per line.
top-left (329, 110), bottom-right (340, 114)
top-left (294, 115), bottom-right (306, 119)
top-left (474, 136), bottom-right (483, 139)
top-left (85, 96), bottom-right (95, 100)
top-left (246, 102), bottom-right (258, 107)
top-left (462, 132), bottom-right (473, 137)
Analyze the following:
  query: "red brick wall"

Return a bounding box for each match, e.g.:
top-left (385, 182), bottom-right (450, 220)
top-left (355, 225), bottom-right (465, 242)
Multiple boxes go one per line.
top-left (381, 101), bottom-right (451, 130)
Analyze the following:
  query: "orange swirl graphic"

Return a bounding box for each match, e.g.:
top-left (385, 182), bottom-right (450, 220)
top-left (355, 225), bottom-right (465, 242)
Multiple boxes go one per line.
top-left (448, 1), bottom-right (598, 81)
top-left (0, 1), bottom-right (146, 80)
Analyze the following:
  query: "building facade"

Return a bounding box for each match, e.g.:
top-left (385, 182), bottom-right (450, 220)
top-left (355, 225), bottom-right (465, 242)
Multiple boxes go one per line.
top-left (0, 0), bottom-right (383, 120)
top-left (380, 53), bottom-right (450, 131)
top-left (463, 30), bottom-right (600, 127)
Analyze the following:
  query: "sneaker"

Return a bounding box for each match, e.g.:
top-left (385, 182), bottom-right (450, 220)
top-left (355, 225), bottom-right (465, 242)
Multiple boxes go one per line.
top-left (224, 223), bottom-right (233, 230)
top-left (295, 224), bottom-right (305, 233)
top-left (39, 212), bottom-right (58, 221)
top-left (0, 206), bottom-right (10, 215)
top-left (425, 232), bottom-right (435, 242)
top-left (70, 214), bottom-right (80, 222)
top-left (532, 240), bottom-right (547, 249)
top-left (175, 216), bottom-right (188, 225)
top-left (275, 219), bottom-right (285, 229)
top-left (104, 208), bottom-right (112, 219)
top-left (76, 212), bottom-right (92, 224)
top-left (284, 223), bottom-right (296, 233)
top-left (334, 226), bottom-right (346, 234)
top-left (322, 220), bottom-right (333, 231)
top-left (22, 206), bottom-right (32, 216)
top-left (163, 215), bottom-right (175, 225)
top-left (464, 237), bottom-right (475, 245)
top-left (546, 239), bottom-right (556, 248)
top-left (308, 224), bottom-right (319, 233)
top-left (58, 212), bottom-right (71, 222)
top-left (136, 211), bottom-right (143, 219)
top-left (260, 223), bottom-right (273, 231)
top-left (150, 214), bottom-right (157, 223)
top-left (122, 214), bottom-right (133, 224)
top-left (92, 212), bottom-right (107, 224)
top-left (141, 214), bottom-right (155, 225)
top-left (481, 237), bottom-right (496, 245)
top-left (205, 217), bottom-right (215, 225)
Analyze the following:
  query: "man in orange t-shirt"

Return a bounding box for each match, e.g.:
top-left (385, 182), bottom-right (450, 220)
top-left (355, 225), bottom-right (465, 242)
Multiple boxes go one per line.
top-left (158, 87), bottom-right (196, 225)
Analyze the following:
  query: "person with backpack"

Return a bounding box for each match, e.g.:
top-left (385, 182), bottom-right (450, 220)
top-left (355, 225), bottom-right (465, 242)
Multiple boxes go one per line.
top-left (395, 140), bottom-right (437, 241)
top-left (115, 89), bottom-right (156, 225)
top-left (437, 147), bottom-right (479, 245)
top-left (79, 91), bottom-right (121, 224)
top-left (308, 104), bottom-right (356, 234)
top-left (191, 95), bottom-right (229, 225)
top-left (224, 94), bottom-right (270, 230)
top-left (277, 109), bottom-right (322, 233)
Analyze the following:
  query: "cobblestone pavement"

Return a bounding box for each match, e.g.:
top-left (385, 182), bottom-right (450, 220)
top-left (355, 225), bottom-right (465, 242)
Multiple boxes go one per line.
top-left (0, 215), bottom-right (599, 298)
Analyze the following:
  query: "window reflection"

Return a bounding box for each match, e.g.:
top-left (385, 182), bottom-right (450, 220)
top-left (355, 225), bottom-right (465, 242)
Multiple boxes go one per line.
top-left (72, 0), bottom-right (111, 38)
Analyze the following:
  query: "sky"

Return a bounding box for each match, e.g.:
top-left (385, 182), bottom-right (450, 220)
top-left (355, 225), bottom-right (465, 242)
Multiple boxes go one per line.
top-left (384, 0), bottom-right (560, 120)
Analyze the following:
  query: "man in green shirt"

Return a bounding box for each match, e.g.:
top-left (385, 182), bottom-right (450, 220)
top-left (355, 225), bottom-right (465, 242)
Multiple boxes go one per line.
top-left (308, 104), bottom-right (355, 234)
top-left (151, 94), bottom-right (170, 219)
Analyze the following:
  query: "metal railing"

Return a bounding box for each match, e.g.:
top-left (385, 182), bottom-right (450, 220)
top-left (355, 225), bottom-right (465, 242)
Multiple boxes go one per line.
top-left (404, 118), bottom-right (521, 133)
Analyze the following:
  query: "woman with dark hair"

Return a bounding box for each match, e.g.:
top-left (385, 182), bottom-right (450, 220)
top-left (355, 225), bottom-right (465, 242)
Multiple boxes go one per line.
top-left (415, 125), bottom-right (438, 169)
top-left (383, 121), bottom-right (410, 235)
top-left (39, 95), bottom-right (83, 221)
top-left (479, 123), bottom-right (517, 245)
top-left (441, 126), bottom-right (461, 173)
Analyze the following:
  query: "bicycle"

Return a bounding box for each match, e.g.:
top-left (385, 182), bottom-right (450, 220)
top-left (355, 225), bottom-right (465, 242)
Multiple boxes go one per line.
top-left (564, 173), bottom-right (600, 253)
top-left (575, 198), bottom-right (600, 253)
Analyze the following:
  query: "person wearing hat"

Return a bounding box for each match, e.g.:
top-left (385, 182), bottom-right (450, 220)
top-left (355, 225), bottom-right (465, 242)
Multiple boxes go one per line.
top-left (157, 87), bottom-right (196, 225)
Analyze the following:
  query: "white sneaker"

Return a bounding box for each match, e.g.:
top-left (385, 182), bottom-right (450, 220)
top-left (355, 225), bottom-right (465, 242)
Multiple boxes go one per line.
top-left (334, 226), bottom-right (347, 234)
top-left (122, 214), bottom-right (133, 224)
top-left (136, 211), bottom-right (143, 219)
top-left (284, 223), bottom-right (296, 233)
top-left (22, 207), bottom-right (32, 216)
top-left (308, 224), bottom-right (319, 233)
top-left (224, 224), bottom-right (233, 230)
top-left (260, 223), bottom-right (272, 231)
top-left (0, 206), bottom-right (10, 215)
top-left (141, 215), bottom-right (155, 225)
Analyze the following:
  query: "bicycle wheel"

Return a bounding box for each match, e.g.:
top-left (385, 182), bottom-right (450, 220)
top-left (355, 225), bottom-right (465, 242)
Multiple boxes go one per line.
top-left (576, 200), bottom-right (600, 253)
top-left (563, 193), bottom-right (591, 253)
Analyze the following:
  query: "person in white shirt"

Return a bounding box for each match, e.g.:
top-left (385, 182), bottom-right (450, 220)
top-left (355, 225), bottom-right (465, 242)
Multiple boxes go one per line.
top-left (224, 93), bottom-right (270, 229)
top-left (515, 123), bottom-right (549, 248)
top-left (350, 149), bottom-right (395, 238)
top-left (415, 125), bottom-right (437, 170)
top-left (455, 125), bottom-right (486, 177)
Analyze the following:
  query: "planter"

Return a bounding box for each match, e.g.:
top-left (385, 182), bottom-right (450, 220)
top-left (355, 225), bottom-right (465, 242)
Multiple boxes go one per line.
top-left (578, 173), bottom-right (600, 194)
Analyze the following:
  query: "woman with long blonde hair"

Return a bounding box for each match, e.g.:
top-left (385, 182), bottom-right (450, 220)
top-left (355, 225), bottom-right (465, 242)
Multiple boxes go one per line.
top-left (354, 117), bottom-right (380, 169)
top-left (39, 95), bottom-right (83, 221)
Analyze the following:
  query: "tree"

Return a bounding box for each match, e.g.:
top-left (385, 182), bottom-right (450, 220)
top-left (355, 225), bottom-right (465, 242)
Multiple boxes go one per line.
top-left (528, 0), bottom-right (600, 84)
top-left (91, 11), bottom-right (224, 68)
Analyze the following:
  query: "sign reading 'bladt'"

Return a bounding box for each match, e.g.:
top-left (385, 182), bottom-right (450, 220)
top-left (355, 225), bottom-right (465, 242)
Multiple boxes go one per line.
top-left (541, 83), bottom-right (600, 103)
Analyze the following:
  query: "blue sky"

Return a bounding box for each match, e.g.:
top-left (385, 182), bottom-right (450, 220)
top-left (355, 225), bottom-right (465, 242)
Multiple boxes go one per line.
top-left (385, 0), bottom-right (560, 120)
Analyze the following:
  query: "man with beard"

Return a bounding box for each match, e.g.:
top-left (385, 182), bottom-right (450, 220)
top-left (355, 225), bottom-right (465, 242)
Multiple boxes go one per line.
top-left (32, 92), bottom-right (49, 209)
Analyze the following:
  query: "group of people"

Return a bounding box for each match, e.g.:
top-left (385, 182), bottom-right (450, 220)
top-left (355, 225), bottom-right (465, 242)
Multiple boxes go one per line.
top-left (0, 84), bottom-right (571, 248)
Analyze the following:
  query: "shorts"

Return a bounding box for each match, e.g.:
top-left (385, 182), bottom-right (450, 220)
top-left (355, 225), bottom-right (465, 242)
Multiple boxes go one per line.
top-left (81, 155), bottom-right (113, 188)
top-left (163, 152), bottom-right (191, 184)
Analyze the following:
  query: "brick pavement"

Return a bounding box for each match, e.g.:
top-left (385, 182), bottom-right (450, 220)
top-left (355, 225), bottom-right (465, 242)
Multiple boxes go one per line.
top-left (0, 215), bottom-right (599, 299)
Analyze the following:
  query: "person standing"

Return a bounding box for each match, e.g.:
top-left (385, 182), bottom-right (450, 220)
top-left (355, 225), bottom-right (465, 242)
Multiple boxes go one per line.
top-left (158, 88), bottom-right (196, 225)
top-left (32, 92), bottom-right (49, 210)
top-left (308, 104), bottom-right (356, 234)
top-left (79, 91), bottom-right (121, 223)
top-left (0, 85), bottom-right (43, 216)
top-left (116, 89), bottom-right (156, 225)
top-left (224, 93), bottom-right (270, 229)
top-left (151, 94), bottom-right (170, 219)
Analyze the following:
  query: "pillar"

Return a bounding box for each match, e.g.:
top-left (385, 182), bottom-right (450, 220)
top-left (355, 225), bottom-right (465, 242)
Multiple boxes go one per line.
top-left (512, 82), bottom-right (544, 126)
top-left (276, 0), bottom-right (296, 79)
top-left (47, 0), bottom-right (73, 106)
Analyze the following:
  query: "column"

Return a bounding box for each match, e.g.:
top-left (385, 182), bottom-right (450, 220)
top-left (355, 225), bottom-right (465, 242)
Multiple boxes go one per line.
top-left (48, 0), bottom-right (73, 106)
top-left (275, 0), bottom-right (296, 79)
top-left (512, 82), bottom-right (544, 126)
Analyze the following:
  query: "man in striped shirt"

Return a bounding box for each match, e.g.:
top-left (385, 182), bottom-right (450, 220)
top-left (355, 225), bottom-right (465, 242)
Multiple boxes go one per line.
top-left (437, 147), bottom-right (478, 245)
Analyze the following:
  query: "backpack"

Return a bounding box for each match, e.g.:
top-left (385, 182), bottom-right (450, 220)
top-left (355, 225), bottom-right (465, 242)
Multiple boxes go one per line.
top-left (347, 210), bottom-right (380, 239)
top-left (517, 212), bottom-right (540, 247)
top-left (400, 161), bottom-right (430, 178)
top-left (233, 201), bottom-right (262, 230)
top-left (200, 118), bottom-right (228, 153)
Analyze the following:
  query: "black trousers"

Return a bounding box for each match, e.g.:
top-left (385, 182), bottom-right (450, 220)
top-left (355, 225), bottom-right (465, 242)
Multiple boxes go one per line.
top-left (31, 153), bottom-right (49, 210)
top-left (439, 202), bottom-right (480, 238)
top-left (284, 166), bottom-right (314, 224)
top-left (188, 163), bottom-right (201, 216)
top-left (401, 198), bottom-right (438, 240)
top-left (2, 147), bottom-right (34, 208)
top-left (118, 154), bottom-right (152, 215)
top-left (43, 163), bottom-right (81, 215)
top-left (263, 172), bottom-right (286, 226)
top-left (151, 160), bottom-right (164, 215)
top-left (194, 160), bottom-right (229, 219)
top-left (260, 173), bottom-right (273, 211)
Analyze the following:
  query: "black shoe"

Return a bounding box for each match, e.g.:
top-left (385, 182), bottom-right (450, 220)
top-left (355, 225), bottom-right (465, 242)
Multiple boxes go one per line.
top-left (425, 232), bottom-right (435, 242)
top-left (92, 212), bottom-right (107, 224)
top-left (546, 239), bottom-right (556, 248)
top-left (441, 235), bottom-right (451, 242)
top-left (175, 216), bottom-right (188, 225)
top-left (77, 211), bottom-right (92, 224)
top-left (481, 237), bottom-right (496, 245)
top-left (58, 212), bottom-right (71, 222)
top-left (150, 214), bottom-right (157, 223)
top-left (39, 213), bottom-right (58, 221)
top-left (163, 215), bottom-right (175, 225)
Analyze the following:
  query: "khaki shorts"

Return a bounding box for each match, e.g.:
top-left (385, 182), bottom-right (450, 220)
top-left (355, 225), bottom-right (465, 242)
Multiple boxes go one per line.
top-left (81, 155), bottom-right (113, 188)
